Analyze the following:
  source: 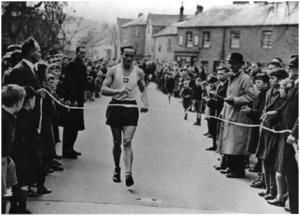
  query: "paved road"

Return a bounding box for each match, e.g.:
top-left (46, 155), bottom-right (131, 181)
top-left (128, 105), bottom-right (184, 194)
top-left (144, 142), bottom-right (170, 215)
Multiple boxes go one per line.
top-left (28, 83), bottom-right (287, 214)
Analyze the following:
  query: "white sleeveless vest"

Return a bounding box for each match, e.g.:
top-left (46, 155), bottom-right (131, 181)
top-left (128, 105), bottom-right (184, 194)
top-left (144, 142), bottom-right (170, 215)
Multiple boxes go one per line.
top-left (112, 64), bottom-right (139, 101)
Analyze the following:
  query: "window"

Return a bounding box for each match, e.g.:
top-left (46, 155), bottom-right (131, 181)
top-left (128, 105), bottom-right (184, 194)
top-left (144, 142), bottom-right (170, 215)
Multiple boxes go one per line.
top-left (202, 32), bottom-right (210, 48)
top-left (201, 61), bottom-right (209, 72)
top-left (194, 35), bottom-right (199, 46)
top-left (158, 45), bottom-right (161, 52)
top-left (167, 38), bottom-right (172, 52)
top-left (213, 61), bottom-right (221, 71)
top-left (135, 27), bottom-right (139, 37)
top-left (230, 31), bottom-right (240, 48)
top-left (123, 33), bottom-right (127, 43)
top-left (262, 31), bottom-right (272, 48)
top-left (178, 35), bottom-right (183, 46)
top-left (186, 32), bottom-right (193, 47)
top-left (134, 42), bottom-right (139, 51)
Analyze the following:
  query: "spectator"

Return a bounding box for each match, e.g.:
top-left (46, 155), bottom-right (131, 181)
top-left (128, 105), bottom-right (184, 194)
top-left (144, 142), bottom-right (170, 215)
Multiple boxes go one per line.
top-left (180, 79), bottom-right (193, 120)
top-left (218, 52), bottom-right (255, 178)
top-left (2, 84), bottom-right (26, 213)
top-left (61, 46), bottom-right (88, 159)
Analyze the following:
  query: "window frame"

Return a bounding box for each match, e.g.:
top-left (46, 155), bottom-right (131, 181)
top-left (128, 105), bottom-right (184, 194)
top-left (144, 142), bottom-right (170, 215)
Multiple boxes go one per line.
top-left (167, 38), bottom-right (172, 52)
top-left (194, 35), bottom-right (199, 46)
top-left (178, 35), bottom-right (183, 46)
top-left (186, 31), bottom-right (193, 48)
top-left (261, 30), bottom-right (273, 49)
top-left (202, 31), bottom-right (211, 48)
top-left (230, 31), bottom-right (240, 49)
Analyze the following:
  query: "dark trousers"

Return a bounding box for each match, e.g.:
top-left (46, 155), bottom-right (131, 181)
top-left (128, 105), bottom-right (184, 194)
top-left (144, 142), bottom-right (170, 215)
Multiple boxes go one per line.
top-left (263, 160), bottom-right (276, 196)
top-left (210, 118), bottom-right (217, 147)
top-left (285, 158), bottom-right (298, 213)
top-left (34, 155), bottom-right (46, 186)
top-left (226, 155), bottom-right (246, 176)
top-left (220, 155), bottom-right (228, 169)
top-left (63, 126), bottom-right (79, 153)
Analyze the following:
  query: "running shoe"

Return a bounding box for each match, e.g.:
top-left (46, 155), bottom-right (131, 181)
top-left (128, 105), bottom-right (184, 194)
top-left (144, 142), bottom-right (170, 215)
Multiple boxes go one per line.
top-left (125, 174), bottom-right (134, 187)
top-left (113, 167), bottom-right (121, 183)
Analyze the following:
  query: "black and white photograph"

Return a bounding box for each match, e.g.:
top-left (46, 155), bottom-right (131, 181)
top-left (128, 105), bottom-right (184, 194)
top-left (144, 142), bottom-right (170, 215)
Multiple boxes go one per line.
top-left (1, 0), bottom-right (299, 214)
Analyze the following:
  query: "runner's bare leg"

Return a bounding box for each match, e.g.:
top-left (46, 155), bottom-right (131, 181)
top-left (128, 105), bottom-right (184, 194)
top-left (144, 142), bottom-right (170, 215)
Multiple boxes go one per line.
top-left (122, 126), bottom-right (137, 175)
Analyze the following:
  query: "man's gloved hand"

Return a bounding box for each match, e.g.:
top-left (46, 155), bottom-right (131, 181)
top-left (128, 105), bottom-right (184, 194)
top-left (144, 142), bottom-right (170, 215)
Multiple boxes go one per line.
top-left (224, 96), bottom-right (234, 105)
top-left (140, 107), bottom-right (148, 113)
top-left (65, 100), bottom-right (71, 106)
top-left (37, 88), bottom-right (47, 98)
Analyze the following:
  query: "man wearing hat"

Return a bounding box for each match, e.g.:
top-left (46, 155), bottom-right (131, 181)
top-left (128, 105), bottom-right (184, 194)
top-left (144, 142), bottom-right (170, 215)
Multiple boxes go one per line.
top-left (218, 52), bottom-right (255, 178)
top-left (266, 61), bottom-right (282, 76)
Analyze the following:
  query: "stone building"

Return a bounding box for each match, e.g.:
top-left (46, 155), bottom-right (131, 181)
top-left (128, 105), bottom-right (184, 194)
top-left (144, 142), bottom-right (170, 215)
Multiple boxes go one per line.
top-left (154, 2), bottom-right (298, 71)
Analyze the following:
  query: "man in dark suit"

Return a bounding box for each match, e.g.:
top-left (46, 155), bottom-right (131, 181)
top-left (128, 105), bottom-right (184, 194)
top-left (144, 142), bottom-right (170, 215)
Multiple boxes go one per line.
top-left (4, 37), bottom-right (41, 90)
top-left (4, 37), bottom-right (51, 195)
top-left (61, 46), bottom-right (88, 159)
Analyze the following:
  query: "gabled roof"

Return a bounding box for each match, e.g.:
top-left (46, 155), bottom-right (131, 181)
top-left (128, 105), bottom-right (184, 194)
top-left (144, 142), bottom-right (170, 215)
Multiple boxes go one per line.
top-left (148, 13), bottom-right (180, 27)
top-left (153, 21), bottom-right (187, 37)
top-left (179, 2), bottom-right (298, 28)
top-left (117, 17), bottom-right (132, 30)
top-left (122, 14), bottom-right (148, 27)
top-left (94, 37), bottom-right (112, 47)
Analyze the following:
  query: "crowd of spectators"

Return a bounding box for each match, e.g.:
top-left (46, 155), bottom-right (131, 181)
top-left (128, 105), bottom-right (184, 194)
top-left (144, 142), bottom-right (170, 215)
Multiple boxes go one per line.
top-left (1, 37), bottom-right (110, 214)
top-left (154, 53), bottom-right (298, 214)
top-left (1, 36), bottom-right (298, 214)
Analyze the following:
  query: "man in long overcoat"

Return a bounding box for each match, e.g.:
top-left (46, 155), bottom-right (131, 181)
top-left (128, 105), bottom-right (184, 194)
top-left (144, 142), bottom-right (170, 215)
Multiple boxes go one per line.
top-left (61, 46), bottom-right (88, 159)
top-left (218, 53), bottom-right (255, 178)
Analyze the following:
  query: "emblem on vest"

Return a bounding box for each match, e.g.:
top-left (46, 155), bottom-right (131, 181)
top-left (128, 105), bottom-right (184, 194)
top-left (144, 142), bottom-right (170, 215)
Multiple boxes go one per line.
top-left (123, 77), bottom-right (129, 83)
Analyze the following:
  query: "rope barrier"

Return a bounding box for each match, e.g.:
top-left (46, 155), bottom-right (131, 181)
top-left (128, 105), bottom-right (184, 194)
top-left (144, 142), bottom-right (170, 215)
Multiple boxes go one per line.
top-left (37, 97), bottom-right (43, 134)
top-left (44, 89), bottom-right (292, 135)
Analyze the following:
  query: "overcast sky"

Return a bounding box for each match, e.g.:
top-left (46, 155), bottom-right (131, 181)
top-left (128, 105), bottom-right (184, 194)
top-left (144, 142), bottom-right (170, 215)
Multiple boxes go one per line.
top-left (65, 0), bottom-right (235, 23)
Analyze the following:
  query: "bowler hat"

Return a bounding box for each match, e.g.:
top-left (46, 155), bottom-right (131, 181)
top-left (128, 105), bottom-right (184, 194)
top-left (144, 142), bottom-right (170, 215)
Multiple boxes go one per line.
top-left (227, 52), bottom-right (244, 64)
top-left (288, 55), bottom-right (298, 68)
top-left (270, 69), bottom-right (288, 80)
top-left (267, 61), bottom-right (281, 68)
top-left (254, 72), bottom-right (269, 83)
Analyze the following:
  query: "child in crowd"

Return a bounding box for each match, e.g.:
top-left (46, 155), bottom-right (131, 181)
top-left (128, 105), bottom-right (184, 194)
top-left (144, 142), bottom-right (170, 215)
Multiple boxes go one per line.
top-left (180, 80), bottom-right (193, 120)
top-left (193, 77), bottom-right (203, 125)
top-left (11, 86), bottom-right (39, 213)
top-left (2, 84), bottom-right (26, 213)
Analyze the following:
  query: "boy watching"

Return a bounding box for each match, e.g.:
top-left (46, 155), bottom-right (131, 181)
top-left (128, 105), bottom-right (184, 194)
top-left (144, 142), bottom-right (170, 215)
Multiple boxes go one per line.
top-left (2, 84), bottom-right (26, 213)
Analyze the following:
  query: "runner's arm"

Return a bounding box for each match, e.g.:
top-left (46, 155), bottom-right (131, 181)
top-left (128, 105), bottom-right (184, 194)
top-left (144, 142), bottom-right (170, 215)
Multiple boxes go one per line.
top-left (101, 68), bottom-right (125, 96)
top-left (137, 69), bottom-right (149, 109)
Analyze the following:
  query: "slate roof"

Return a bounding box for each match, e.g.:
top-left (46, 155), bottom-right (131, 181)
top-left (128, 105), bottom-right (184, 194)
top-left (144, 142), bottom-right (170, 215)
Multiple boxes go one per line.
top-left (148, 13), bottom-right (181, 26)
top-left (153, 21), bottom-right (187, 37)
top-left (116, 17), bottom-right (132, 30)
top-left (122, 14), bottom-right (148, 27)
top-left (179, 2), bottom-right (298, 27)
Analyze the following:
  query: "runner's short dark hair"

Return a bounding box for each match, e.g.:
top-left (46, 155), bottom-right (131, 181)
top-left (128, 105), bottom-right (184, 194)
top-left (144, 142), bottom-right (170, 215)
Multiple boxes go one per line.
top-left (120, 46), bottom-right (136, 55)
top-left (76, 46), bottom-right (86, 53)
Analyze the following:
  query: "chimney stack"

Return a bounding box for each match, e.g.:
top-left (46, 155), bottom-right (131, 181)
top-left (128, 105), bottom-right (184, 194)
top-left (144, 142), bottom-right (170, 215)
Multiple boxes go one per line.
top-left (178, 2), bottom-right (184, 22)
top-left (253, 1), bottom-right (267, 6)
top-left (195, 5), bottom-right (203, 15)
top-left (233, 1), bottom-right (250, 5)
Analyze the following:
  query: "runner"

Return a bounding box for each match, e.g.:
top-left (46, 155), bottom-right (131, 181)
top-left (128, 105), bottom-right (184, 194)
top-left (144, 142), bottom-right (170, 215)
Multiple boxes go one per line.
top-left (101, 46), bottom-right (149, 187)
